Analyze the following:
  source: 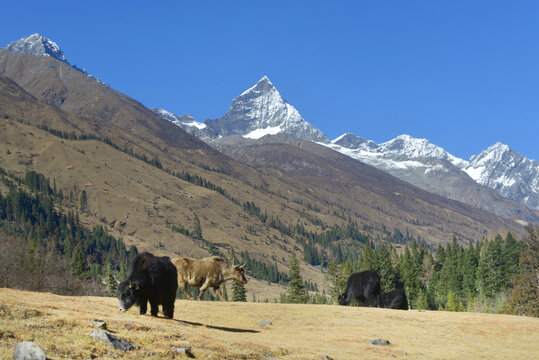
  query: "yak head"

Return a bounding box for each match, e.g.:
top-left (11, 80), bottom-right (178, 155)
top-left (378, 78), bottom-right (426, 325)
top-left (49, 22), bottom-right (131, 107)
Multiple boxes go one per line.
top-left (231, 264), bottom-right (248, 284)
top-left (338, 293), bottom-right (349, 306)
top-left (117, 280), bottom-right (141, 312)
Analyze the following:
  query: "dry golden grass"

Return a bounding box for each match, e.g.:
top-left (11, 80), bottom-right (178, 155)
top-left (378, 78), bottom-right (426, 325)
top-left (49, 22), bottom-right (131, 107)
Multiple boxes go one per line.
top-left (1, 288), bottom-right (538, 359)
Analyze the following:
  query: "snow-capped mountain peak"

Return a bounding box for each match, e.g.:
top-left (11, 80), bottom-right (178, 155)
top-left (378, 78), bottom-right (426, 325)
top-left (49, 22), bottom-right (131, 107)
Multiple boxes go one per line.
top-left (240, 75), bottom-right (273, 96)
top-left (463, 143), bottom-right (539, 209)
top-left (4, 34), bottom-right (107, 86)
top-left (5, 33), bottom-right (67, 63)
top-left (204, 76), bottom-right (329, 143)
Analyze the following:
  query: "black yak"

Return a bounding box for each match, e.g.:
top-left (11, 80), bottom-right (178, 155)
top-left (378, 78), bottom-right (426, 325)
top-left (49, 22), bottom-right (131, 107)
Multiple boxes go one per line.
top-left (381, 289), bottom-right (408, 310)
top-left (117, 252), bottom-right (178, 319)
top-left (338, 270), bottom-right (381, 307)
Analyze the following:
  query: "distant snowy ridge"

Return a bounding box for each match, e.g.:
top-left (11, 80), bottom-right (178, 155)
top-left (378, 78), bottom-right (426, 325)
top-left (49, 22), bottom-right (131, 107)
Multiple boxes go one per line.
top-left (155, 76), bottom-right (538, 213)
top-left (151, 108), bottom-right (216, 141)
top-left (3, 33), bottom-right (106, 85)
top-left (326, 133), bottom-right (467, 170)
top-left (326, 133), bottom-right (539, 211)
top-left (464, 143), bottom-right (539, 210)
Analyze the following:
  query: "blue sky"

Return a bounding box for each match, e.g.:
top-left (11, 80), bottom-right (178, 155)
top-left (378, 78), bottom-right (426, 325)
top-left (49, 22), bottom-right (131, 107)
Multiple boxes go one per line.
top-left (2, 1), bottom-right (538, 161)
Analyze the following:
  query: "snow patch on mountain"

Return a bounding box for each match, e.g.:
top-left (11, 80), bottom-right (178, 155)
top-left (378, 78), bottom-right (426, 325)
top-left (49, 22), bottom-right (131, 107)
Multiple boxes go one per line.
top-left (244, 125), bottom-right (283, 139)
top-left (327, 133), bottom-right (467, 171)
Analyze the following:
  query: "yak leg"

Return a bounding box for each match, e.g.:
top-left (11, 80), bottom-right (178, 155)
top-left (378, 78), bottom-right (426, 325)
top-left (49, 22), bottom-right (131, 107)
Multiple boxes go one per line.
top-left (179, 281), bottom-right (193, 300)
top-left (149, 300), bottom-right (159, 317)
top-left (212, 286), bottom-right (224, 301)
top-left (198, 278), bottom-right (212, 300)
top-left (139, 298), bottom-right (148, 315)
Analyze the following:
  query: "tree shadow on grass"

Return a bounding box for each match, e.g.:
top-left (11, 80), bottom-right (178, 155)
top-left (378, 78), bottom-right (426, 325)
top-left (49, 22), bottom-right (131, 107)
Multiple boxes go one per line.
top-left (176, 319), bottom-right (260, 333)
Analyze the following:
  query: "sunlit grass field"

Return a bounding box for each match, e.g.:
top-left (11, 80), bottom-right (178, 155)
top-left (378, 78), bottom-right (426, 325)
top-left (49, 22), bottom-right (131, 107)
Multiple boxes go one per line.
top-left (0, 288), bottom-right (538, 359)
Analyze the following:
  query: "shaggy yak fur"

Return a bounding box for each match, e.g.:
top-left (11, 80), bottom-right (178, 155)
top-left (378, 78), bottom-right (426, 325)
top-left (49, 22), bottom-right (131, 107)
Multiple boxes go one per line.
top-left (117, 252), bottom-right (178, 319)
top-left (338, 270), bottom-right (381, 307)
top-left (172, 256), bottom-right (247, 301)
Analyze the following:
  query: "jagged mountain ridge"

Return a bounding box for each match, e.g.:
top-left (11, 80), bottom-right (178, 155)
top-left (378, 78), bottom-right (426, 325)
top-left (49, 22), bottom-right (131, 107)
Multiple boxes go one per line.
top-left (327, 132), bottom-right (538, 220)
top-left (464, 143), bottom-right (539, 210)
top-left (155, 76), bottom-right (537, 215)
top-left (3, 33), bottom-right (105, 84)
top-left (154, 76), bottom-right (328, 143)
top-left (5, 33), bottom-right (67, 63)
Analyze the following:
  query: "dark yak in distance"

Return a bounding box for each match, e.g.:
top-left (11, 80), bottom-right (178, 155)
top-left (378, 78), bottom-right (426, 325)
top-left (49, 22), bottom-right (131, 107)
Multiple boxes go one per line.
top-left (381, 288), bottom-right (408, 310)
top-left (338, 270), bottom-right (381, 307)
top-left (117, 252), bottom-right (178, 319)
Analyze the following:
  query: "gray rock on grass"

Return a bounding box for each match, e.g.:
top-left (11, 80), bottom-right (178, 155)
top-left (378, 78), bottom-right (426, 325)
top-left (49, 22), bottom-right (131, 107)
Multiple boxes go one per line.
top-left (370, 339), bottom-right (391, 346)
top-left (90, 329), bottom-right (134, 351)
top-left (13, 341), bottom-right (46, 360)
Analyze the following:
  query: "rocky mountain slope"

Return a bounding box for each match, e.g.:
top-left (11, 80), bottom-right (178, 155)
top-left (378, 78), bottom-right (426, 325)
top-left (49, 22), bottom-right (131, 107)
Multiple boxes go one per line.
top-left (327, 133), bottom-right (538, 221)
top-left (0, 34), bottom-right (531, 294)
top-left (5, 33), bottom-right (67, 62)
top-left (464, 142), bottom-right (539, 211)
top-left (154, 76), bottom-right (328, 143)
top-left (154, 76), bottom-right (537, 216)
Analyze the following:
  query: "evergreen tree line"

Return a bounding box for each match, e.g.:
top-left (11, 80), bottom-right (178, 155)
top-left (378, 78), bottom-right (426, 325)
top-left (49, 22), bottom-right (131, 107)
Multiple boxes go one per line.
top-left (0, 168), bottom-right (136, 296)
top-left (324, 232), bottom-right (536, 314)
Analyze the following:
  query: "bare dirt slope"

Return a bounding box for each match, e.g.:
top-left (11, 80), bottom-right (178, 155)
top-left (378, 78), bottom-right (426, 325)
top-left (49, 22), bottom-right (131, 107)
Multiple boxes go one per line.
top-left (1, 288), bottom-right (537, 359)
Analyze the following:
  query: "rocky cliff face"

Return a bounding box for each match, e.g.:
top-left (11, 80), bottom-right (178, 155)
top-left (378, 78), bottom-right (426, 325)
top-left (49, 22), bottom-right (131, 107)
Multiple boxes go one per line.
top-left (464, 143), bottom-right (539, 210)
top-left (204, 76), bottom-right (329, 143)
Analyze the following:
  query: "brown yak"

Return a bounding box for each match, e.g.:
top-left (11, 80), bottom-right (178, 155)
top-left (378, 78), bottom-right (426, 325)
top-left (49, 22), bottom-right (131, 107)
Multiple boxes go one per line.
top-left (172, 256), bottom-right (247, 300)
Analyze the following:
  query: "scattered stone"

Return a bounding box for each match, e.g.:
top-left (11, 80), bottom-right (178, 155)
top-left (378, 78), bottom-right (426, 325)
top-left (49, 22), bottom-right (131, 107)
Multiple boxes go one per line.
top-left (172, 346), bottom-right (194, 358)
top-left (13, 341), bottom-right (46, 360)
top-left (91, 319), bottom-right (107, 329)
top-left (370, 339), bottom-right (391, 346)
top-left (107, 352), bottom-right (119, 359)
top-left (257, 320), bottom-right (272, 327)
top-left (90, 329), bottom-right (134, 351)
top-left (320, 355), bottom-right (334, 360)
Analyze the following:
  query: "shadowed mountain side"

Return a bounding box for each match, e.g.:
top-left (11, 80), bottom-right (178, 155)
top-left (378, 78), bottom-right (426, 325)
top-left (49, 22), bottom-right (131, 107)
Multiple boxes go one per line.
top-left (213, 134), bottom-right (528, 243)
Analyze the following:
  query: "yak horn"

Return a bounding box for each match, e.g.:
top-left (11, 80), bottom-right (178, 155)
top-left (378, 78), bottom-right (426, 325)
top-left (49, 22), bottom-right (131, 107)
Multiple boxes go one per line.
top-left (240, 262), bottom-right (247, 268)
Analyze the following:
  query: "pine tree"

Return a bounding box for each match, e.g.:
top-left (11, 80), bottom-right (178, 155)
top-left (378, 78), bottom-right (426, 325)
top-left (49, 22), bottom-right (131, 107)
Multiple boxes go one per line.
top-left (105, 261), bottom-right (117, 296)
top-left (231, 281), bottom-right (247, 302)
top-left (400, 245), bottom-right (422, 306)
top-left (415, 288), bottom-right (429, 310)
top-left (445, 291), bottom-right (465, 312)
top-left (477, 236), bottom-right (504, 297)
top-left (80, 190), bottom-right (88, 213)
top-left (377, 243), bottom-right (397, 292)
top-left (360, 240), bottom-right (378, 271)
top-left (285, 251), bottom-right (309, 304)
top-left (507, 226), bottom-right (539, 317)
top-left (326, 260), bottom-right (342, 302)
top-left (502, 232), bottom-right (521, 288)
top-left (192, 213), bottom-right (202, 240)
top-left (461, 241), bottom-right (478, 296)
top-left (70, 246), bottom-right (88, 278)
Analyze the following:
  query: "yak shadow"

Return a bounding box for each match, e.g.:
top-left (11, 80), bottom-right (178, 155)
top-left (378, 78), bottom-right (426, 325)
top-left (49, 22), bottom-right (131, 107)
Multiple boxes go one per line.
top-left (175, 319), bottom-right (260, 333)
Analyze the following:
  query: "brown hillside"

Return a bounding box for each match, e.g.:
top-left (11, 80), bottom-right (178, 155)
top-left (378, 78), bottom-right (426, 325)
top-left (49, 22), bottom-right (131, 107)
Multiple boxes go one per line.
top-left (1, 288), bottom-right (538, 359)
top-left (0, 51), bottom-right (530, 292)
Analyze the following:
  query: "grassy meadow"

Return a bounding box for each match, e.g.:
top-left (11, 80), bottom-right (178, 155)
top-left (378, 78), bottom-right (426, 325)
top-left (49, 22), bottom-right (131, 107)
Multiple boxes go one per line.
top-left (0, 288), bottom-right (538, 359)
